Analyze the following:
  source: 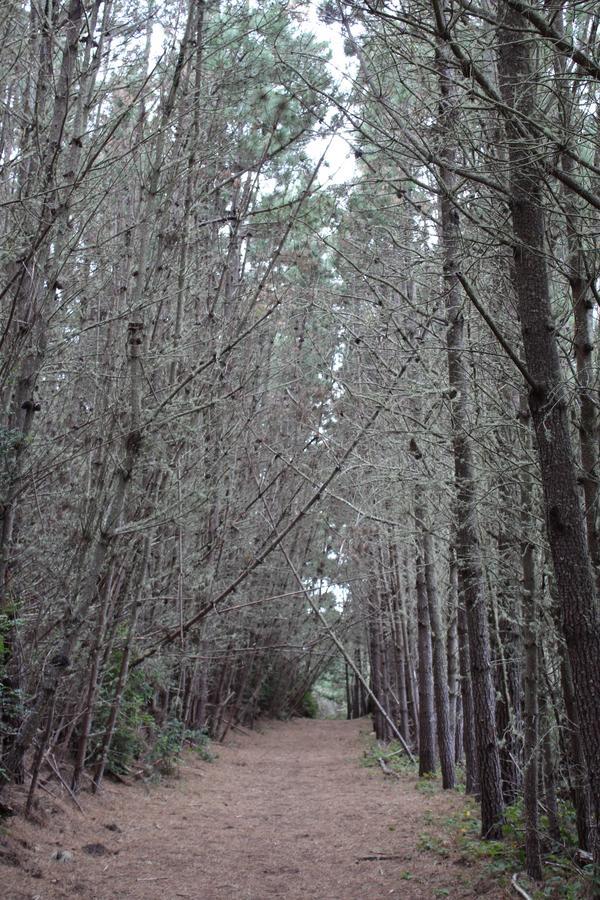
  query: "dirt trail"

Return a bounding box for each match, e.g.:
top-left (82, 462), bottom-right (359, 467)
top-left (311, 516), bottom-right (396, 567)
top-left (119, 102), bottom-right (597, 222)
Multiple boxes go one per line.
top-left (3, 718), bottom-right (508, 899)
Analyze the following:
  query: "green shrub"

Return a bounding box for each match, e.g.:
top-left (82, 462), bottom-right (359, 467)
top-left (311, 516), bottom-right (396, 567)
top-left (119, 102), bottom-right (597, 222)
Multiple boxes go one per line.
top-left (89, 655), bottom-right (154, 776)
top-left (149, 720), bottom-right (214, 775)
top-left (0, 606), bottom-right (25, 749)
top-left (300, 691), bottom-right (319, 718)
top-left (89, 653), bottom-right (216, 779)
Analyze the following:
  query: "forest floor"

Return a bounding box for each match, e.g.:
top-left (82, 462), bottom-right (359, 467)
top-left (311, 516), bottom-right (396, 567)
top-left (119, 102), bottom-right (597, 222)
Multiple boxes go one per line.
top-left (1, 718), bottom-right (510, 899)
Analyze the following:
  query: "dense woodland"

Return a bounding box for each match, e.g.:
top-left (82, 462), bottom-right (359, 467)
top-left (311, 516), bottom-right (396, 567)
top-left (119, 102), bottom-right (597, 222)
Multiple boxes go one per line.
top-left (1, 0), bottom-right (600, 888)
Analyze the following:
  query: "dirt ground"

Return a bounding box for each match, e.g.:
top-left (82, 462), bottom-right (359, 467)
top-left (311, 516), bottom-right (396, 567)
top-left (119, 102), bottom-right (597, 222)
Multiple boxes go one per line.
top-left (2, 718), bottom-right (509, 899)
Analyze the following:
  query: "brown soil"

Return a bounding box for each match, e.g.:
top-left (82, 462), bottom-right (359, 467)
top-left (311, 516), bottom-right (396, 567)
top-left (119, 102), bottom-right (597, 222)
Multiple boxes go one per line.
top-left (2, 718), bottom-right (509, 899)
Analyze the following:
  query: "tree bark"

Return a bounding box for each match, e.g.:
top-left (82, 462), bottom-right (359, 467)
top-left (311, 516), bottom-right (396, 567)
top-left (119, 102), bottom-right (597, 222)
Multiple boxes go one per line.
top-left (434, 29), bottom-right (504, 838)
top-left (416, 548), bottom-right (436, 776)
top-left (520, 421), bottom-right (543, 880)
top-left (498, 2), bottom-right (600, 862)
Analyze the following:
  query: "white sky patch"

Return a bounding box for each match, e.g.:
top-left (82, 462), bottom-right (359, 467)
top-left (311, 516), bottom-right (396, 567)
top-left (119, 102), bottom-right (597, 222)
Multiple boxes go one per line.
top-left (149, 20), bottom-right (166, 70)
top-left (308, 131), bottom-right (357, 186)
top-left (302, 2), bottom-right (358, 186)
top-left (309, 577), bottom-right (350, 612)
top-left (303, 2), bottom-right (353, 85)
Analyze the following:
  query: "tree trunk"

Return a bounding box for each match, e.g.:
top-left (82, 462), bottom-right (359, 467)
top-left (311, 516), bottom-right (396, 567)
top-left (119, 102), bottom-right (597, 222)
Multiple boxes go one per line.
top-left (416, 549), bottom-right (436, 776)
top-left (435, 32), bottom-right (504, 837)
top-left (498, 2), bottom-right (600, 862)
top-left (520, 433), bottom-right (543, 880)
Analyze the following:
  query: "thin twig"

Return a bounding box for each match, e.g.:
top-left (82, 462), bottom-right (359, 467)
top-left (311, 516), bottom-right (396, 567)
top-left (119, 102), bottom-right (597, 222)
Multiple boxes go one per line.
top-left (511, 872), bottom-right (534, 900)
top-left (45, 754), bottom-right (85, 813)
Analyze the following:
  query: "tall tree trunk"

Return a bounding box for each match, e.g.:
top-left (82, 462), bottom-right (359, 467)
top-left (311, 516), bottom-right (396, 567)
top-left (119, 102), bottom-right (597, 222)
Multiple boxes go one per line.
top-left (559, 646), bottom-right (591, 850)
top-left (416, 548), bottom-right (436, 776)
top-left (71, 565), bottom-right (115, 793)
top-left (446, 578), bottom-right (459, 758)
top-left (553, 20), bottom-right (600, 591)
top-left (412, 463), bottom-right (455, 788)
top-left (92, 535), bottom-right (150, 791)
top-left (497, 3), bottom-right (600, 862)
top-left (424, 530), bottom-right (455, 788)
top-left (434, 25), bottom-right (504, 837)
top-left (520, 419), bottom-right (543, 879)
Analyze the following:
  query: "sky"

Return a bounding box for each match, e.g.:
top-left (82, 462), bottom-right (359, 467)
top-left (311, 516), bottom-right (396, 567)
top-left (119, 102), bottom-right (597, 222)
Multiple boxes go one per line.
top-left (302, 2), bottom-right (359, 186)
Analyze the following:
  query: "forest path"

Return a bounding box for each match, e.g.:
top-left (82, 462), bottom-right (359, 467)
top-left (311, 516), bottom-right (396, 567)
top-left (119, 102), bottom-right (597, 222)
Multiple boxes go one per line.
top-left (5, 718), bottom-right (508, 899)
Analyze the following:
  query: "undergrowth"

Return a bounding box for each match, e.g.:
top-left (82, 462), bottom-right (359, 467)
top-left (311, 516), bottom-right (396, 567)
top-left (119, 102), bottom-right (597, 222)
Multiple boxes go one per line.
top-left (299, 691), bottom-right (319, 719)
top-left (361, 734), bottom-right (594, 898)
top-left (89, 655), bottom-right (215, 780)
top-left (449, 799), bottom-right (595, 899)
top-left (360, 736), bottom-right (416, 777)
top-left (148, 720), bottom-right (215, 777)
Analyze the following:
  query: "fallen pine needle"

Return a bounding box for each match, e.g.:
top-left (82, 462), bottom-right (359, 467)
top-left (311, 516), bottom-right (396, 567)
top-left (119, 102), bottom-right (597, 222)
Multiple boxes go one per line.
top-left (136, 876), bottom-right (170, 882)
